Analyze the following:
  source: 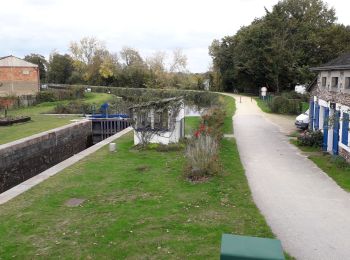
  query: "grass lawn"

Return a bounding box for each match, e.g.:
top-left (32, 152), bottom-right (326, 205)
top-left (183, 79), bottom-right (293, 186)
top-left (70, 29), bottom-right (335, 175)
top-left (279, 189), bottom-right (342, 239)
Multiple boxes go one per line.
top-left (0, 132), bottom-right (275, 259)
top-left (255, 97), bottom-right (271, 113)
top-left (185, 116), bottom-right (201, 135)
top-left (220, 95), bottom-right (236, 134)
top-left (290, 139), bottom-right (350, 193)
top-left (308, 154), bottom-right (350, 192)
top-left (0, 93), bottom-right (112, 145)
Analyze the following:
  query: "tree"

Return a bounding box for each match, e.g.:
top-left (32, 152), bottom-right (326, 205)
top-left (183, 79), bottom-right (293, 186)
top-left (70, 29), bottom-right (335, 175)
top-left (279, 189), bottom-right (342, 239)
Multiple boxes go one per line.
top-left (47, 52), bottom-right (74, 84)
top-left (120, 47), bottom-right (149, 88)
top-left (209, 0), bottom-right (349, 93)
top-left (146, 51), bottom-right (167, 88)
top-left (24, 54), bottom-right (47, 82)
top-left (170, 48), bottom-right (187, 73)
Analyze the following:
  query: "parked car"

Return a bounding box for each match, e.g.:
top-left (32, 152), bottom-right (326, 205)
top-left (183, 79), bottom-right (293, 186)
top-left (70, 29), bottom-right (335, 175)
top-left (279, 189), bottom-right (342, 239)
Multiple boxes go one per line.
top-left (295, 109), bottom-right (309, 130)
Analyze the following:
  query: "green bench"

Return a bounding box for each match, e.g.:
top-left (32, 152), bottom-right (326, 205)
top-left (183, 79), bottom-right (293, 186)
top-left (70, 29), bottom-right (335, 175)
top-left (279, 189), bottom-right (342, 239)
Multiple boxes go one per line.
top-left (220, 234), bottom-right (285, 260)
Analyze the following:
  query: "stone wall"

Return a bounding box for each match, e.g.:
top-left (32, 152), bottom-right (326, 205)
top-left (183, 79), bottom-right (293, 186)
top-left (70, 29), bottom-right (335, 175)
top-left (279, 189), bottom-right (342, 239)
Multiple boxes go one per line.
top-left (339, 147), bottom-right (350, 162)
top-left (311, 86), bottom-right (350, 107)
top-left (0, 120), bottom-right (92, 193)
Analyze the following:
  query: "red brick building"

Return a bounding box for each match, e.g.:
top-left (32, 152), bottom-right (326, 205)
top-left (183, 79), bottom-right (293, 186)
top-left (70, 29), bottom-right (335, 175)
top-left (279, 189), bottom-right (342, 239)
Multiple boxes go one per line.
top-left (0, 56), bottom-right (40, 97)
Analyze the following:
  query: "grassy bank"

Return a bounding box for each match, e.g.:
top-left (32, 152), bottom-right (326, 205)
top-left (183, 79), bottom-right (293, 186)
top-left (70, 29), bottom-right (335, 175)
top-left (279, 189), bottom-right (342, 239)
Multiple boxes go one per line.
top-left (221, 95), bottom-right (235, 134)
top-left (290, 140), bottom-right (350, 192)
top-left (0, 132), bottom-right (275, 259)
top-left (0, 93), bottom-right (112, 145)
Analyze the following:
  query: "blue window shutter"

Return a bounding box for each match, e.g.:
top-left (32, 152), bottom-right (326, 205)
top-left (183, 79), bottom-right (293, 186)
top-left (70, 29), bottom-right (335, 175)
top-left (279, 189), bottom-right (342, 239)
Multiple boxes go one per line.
top-left (333, 111), bottom-right (340, 155)
top-left (309, 101), bottom-right (314, 130)
top-left (314, 104), bottom-right (320, 130)
top-left (342, 113), bottom-right (349, 145)
top-left (323, 107), bottom-right (329, 151)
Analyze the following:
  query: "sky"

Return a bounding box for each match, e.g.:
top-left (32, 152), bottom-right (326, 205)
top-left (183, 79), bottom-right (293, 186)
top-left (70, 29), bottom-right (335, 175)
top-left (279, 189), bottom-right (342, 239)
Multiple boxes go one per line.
top-left (1, 0), bottom-right (350, 72)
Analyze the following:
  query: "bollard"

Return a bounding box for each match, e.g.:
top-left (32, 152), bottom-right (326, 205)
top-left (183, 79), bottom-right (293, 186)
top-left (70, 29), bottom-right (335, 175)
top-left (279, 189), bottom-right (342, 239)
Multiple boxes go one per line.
top-left (239, 96), bottom-right (242, 103)
top-left (109, 143), bottom-right (116, 152)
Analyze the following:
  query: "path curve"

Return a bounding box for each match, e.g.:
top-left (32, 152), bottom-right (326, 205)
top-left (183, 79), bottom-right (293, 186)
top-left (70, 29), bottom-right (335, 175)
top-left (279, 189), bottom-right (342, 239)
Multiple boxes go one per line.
top-left (229, 94), bottom-right (350, 260)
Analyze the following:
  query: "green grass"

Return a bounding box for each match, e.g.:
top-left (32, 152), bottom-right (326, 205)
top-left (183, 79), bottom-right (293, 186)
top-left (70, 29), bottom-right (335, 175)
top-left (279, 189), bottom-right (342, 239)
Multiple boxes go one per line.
top-left (221, 95), bottom-right (236, 134)
top-left (291, 138), bottom-right (350, 193)
top-left (255, 97), bottom-right (271, 113)
top-left (185, 116), bottom-right (201, 135)
top-left (309, 154), bottom-right (350, 192)
top-left (0, 133), bottom-right (275, 259)
top-left (0, 93), bottom-right (113, 145)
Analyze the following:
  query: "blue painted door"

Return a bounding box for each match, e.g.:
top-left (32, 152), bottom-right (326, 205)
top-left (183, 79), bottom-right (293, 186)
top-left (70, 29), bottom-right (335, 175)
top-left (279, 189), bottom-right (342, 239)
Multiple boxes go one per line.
top-left (314, 103), bottom-right (320, 130)
top-left (310, 101), bottom-right (314, 130)
top-left (333, 110), bottom-right (340, 155)
top-left (323, 108), bottom-right (329, 151)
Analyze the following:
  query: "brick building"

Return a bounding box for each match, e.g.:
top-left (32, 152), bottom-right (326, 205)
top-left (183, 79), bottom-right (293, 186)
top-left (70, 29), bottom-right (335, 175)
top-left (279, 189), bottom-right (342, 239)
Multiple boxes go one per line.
top-left (309, 53), bottom-right (350, 160)
top-left (0, 55), bottom-right (40, 97)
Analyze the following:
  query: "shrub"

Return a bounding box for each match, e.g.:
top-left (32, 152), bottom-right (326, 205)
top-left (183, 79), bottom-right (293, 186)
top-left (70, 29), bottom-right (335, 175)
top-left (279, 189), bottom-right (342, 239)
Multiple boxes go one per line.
top-left (37, 91), bottom-right (57, 102)
top-left (184, 134), bottom-right (220, 181)
top-left (269, 96), bottom-right (302, 114)
top-left (201, 107), bottom-right (225, 140)
top-left (53, 101), bottom-right (91, 114)
top-left (37, 87), bottom-right (85, 103)
top-left (297, 130), bottom-right (323, 147)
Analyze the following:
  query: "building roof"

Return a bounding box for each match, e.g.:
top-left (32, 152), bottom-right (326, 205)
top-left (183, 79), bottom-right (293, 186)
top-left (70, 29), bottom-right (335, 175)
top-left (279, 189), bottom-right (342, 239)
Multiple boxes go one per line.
top-left (0, 55), bottom-right (38, 68)
top-left (310, 53), bottom-right (350, 71)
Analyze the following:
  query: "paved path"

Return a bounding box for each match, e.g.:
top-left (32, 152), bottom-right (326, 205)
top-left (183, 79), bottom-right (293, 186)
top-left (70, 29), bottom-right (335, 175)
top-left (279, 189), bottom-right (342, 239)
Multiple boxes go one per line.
top-left (230, 94), bottom-right (350, 260)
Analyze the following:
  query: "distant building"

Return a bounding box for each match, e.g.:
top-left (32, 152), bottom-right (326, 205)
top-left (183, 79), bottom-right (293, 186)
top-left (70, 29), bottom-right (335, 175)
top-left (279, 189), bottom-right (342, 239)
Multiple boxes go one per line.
top-left (309, 53), bottom-right (350, 160)
top-left (130, 97), bottom-right (185, 145)
top-left (0, 55), bottom-right (40, 97)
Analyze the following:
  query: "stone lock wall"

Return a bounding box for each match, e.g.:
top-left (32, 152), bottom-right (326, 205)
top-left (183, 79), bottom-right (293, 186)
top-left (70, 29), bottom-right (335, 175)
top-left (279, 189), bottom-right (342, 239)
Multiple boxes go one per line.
top-left (0, 120), bottom-right (92, 193)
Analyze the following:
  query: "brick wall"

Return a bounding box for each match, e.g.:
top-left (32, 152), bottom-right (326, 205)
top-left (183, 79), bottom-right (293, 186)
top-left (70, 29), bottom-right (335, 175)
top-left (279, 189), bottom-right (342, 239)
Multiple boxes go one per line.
top-left (0, 67), bottom-right (39, 96)
top-left (0, 120), bottom-right (92, 193)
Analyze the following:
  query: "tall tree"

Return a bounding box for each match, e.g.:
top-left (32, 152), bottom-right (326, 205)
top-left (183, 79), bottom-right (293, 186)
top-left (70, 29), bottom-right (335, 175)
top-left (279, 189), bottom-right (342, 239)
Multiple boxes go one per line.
top-left (209, 0), bottom-right (350, 93)
top-left (24, 53), bottom-right (47, 82)
top-left (47, 52), bottom-right (74, 84)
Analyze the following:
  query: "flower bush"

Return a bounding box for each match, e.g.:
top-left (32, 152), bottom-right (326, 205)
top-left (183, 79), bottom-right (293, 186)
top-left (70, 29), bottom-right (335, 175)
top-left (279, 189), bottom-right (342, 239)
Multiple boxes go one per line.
top-left (297, 130), bottom-right (323, 147)
top-left (184, 108), bottom-right (225, 181)
top-left (184, 134), bottom-right (220, 181)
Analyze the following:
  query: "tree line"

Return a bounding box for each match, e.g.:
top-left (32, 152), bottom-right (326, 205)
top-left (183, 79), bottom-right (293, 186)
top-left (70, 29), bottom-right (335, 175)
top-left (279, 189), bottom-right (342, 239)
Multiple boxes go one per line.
top-left (24, 37), bottom-right (207, 90)
top-left (209, 0), bottom-right (350, 93)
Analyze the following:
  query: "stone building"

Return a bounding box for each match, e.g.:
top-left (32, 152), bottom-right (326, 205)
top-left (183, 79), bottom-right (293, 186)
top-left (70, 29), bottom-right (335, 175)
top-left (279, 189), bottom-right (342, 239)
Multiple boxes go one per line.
top-left (0, 56), bottom-right (40, 97)
top-left (309, 53), bottom-right (350, 160)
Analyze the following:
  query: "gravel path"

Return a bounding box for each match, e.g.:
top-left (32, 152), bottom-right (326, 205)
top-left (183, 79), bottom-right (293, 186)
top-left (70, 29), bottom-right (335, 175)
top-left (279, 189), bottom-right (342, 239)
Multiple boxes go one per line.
top-left (230, 94), bottom-right (350, 260)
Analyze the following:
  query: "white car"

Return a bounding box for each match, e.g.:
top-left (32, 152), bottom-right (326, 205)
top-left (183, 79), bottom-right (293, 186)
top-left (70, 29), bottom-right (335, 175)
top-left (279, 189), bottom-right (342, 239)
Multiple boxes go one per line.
top-left (295, 109), bottom-right (309, 130)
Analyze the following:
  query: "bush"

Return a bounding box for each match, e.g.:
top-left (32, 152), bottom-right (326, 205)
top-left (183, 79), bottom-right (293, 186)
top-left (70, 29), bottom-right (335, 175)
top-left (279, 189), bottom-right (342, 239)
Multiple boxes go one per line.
top-left (37, 87), bottom-right (85, 103)
top-left (201, 107), bottom-right (225, 140)
top-left (269, 96), bottom-right (302, 114)
top-left (53, 101), bottom-right (91, 114)
top-left (281, 91), bottom-right (310, 102)
top-left (37, 91), bottom-right (57, 102)
top-left (297, 130), bottom-right (323, 147)
top-left (184, 134), bottom-right (220, 181)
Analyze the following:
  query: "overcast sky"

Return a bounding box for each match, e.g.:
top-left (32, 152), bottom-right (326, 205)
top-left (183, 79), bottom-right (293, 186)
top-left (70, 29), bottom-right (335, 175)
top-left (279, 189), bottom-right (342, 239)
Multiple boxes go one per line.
top-left (1, 0), bottom-right (349, 72)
